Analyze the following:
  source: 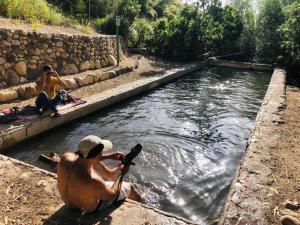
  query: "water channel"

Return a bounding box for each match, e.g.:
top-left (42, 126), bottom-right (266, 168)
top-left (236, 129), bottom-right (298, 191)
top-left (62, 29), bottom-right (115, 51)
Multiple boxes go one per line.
top-left (5, 67), bottom-right (271, 224)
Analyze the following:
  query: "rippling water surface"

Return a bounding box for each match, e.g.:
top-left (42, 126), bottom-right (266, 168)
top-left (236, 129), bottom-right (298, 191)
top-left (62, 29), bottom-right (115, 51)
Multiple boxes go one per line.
top-left (6, 67), bottom-right (271, 224)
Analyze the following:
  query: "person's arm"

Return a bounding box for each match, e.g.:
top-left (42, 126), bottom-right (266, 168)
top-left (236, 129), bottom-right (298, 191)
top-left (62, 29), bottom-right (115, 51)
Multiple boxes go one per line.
top-left (96, 182), bottom-right (118, 202)
top-left (93, 161), bottom-right (122, 181)
top-left (100, 151), bottom-right (125, 161)
top-left (52, 71), bottom-right (67, 89)
top-left (96, 164), bottom-right (130, 201)
top-left (36, 74), bottom-right (46, 92)
top-left (96, 152), bottom-right (125, 180)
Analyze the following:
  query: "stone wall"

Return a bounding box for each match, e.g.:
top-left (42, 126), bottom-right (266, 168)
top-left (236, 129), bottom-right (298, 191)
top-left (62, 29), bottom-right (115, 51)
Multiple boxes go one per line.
top-left (0, 28), bottom-right (124, 88)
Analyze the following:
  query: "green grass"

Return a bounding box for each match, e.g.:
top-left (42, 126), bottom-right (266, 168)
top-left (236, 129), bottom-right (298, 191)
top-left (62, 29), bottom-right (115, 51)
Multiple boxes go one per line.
top-left (0, 0), bottom-right (94, 33)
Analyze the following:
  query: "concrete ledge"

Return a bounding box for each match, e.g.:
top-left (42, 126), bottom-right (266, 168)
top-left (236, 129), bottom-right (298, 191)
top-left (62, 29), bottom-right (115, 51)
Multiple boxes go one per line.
top-left (208, 58), bottom-right (274, 71)
top-left (218, 68), bottom-right (286, 224)
top-left (215, 53), bottom-right (244, 61)
top-left (0, 62), bottom-right (206, 151)
top-left (0, 154), bottom-right (198, 225)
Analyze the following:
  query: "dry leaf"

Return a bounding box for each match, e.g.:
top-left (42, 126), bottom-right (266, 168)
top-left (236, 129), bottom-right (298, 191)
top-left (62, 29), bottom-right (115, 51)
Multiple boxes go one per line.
top-left (5, 183), bottom-right (14, 196)
top-left (4, 216), bottom-right (8, 225)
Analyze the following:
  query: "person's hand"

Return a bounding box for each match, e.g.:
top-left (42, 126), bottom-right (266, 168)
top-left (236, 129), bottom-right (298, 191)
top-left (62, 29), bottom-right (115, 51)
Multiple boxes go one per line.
top-left (111, 163), bottom-right (124, 180)
top-left (121, 164), bottom-right (130, 175)
top-left (52, 71), bottom-right (59, 78)
top-left (111, 151), bottom-right (125, 161)
top-left (114, 162), bottom-right (124, 173)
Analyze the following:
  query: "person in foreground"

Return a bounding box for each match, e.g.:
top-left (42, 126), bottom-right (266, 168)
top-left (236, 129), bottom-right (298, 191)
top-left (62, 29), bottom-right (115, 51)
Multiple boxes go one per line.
top-left (35, 64), bottom-right (67, 117)
top-left (57, 135), bottom-right (142, 213)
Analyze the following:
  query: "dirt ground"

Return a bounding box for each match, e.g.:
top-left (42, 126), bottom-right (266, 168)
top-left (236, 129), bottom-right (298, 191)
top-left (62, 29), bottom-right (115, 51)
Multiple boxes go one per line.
top-left (0, 17), bottom-right (98, 36)
top-left (0, 155), bottom-right (196, 225)
top-left (0, 155), bottom-right (62, 225)
top-left (266, 81), bottom-right (300, 224)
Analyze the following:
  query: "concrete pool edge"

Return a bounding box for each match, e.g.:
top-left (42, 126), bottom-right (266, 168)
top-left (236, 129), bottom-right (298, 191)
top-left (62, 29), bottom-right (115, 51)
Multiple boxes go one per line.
top-left (208, 57), bottom-right (274, 71)
top-left (0, 154), bottom-right (199, 225)
top-left (217, 68), bottom-right (286, 224)
top-left (0, 61), bottom-right (206, 151)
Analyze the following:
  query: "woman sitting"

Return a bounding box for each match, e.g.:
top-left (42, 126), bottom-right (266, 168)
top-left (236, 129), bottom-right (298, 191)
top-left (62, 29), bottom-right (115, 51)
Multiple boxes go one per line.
top-left (35, 65), bottom-right (67, 117)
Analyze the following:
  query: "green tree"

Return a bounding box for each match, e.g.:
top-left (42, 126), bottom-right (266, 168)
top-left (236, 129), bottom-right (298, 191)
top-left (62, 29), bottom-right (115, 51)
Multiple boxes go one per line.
top-left (256, 0), bottom-right (284, 63)
top-left (46, 0), bottom-right (76, 16)
top-left (138, 0), bottom-right (158, 18)
top-left (118, 0), bottom-right (141, 23)
top-left (128, 18), bottom-right (154, 47)
top-left (148, 4), bottom-right (224, 60)
top-left (279, 1), bottom-right (300, 59)
top-left (154, 0), bottom-right (178, 17)
top-left (149, 18), bottom-right (174, 57)
top-left (75, 0), bottom-right (86, 15)
top-left (238, 9), bottom-right (256, 59)
top-left (209, 5), bottom-right (243, 55)
top-left (90, 0), bottom-right (114, 18)
top-left (230, 0), bottom-right (256, 59)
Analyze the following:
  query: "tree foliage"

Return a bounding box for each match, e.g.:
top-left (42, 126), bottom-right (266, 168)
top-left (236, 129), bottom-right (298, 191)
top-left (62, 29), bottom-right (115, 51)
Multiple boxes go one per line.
top-left (255, 0), bottom-right (284, 63)
top-left (279, 1), bottom-right (300, 59)
top-left (4, 0), bottom-right (296, 66)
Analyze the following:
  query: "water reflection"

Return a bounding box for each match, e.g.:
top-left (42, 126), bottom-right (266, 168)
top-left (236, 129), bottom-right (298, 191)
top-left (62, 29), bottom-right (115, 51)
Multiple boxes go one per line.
top-left (5, 67), bottom-right (271, 224)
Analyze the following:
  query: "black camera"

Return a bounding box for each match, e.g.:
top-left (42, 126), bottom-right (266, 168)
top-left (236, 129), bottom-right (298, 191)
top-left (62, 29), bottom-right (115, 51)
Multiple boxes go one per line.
top-left (119, 144), bottom-right (142, 166)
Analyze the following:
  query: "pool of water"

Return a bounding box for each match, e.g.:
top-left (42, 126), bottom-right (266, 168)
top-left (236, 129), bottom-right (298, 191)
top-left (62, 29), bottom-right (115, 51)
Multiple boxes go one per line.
top-left (5, 67), bottom-right (271, 224)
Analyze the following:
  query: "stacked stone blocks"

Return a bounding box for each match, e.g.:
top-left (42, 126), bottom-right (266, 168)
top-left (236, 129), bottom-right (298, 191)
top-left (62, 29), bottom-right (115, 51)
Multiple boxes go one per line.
top-left (0, 28), bottom-right (124, 89)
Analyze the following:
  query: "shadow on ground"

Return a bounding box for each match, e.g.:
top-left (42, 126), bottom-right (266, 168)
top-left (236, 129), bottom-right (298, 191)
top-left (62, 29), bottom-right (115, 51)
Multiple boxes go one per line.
top-left (286, 64), bottom-right (300, 88)
top-left (43, 202), bottom-right (123, 225)
top-left (287, 74), bottom-right (300, 88)
top-left (148, 57), bottom-right (182, 70)
top-left (140, 70), bottom-right (166, 77)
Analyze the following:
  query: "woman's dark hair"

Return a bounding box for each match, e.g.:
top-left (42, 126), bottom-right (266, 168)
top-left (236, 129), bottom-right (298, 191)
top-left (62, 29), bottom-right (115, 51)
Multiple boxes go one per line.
top-left (43, 64), bottom-right (52, 72)
top-left (86, 144), bottom-right (104, 159)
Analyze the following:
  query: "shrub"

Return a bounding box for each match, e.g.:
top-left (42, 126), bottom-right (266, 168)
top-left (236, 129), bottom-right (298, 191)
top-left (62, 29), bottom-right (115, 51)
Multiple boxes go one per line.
top-left (48, 8), bottom-right (64, 25)
top-left (0, 0), bottom-right (83, 27)
top-left (93, 17), bottom-right (108, 33)
top-left (128, 18), bottom-right (154, 48)
top-left (0, 0), bottom-right (50, 23)
top-left (93, 16), bottom-right (115, 34)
